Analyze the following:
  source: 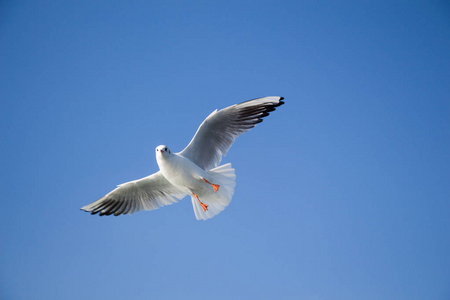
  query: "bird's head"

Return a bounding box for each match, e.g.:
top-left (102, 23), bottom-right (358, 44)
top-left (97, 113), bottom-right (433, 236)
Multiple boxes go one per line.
top-left (156, 145), bottom-right (171, 156)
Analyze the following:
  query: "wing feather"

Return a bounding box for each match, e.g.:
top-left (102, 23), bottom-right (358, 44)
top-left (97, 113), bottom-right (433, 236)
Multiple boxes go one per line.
top-left (179, 96), bottom-right (284, 170)
top-left (81, 171), bottom-right (186, 216)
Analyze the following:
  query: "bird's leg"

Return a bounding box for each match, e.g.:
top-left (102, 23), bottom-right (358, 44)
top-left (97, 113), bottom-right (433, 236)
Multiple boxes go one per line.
top-left (202, 178), bottom-right (220, 192)
top-left (193, 193), bottom-right (208, 212)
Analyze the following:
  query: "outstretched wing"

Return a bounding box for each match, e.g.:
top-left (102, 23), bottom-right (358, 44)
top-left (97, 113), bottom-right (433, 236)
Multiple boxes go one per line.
top-left (81, 172), bottom-right (187, 216)
top-left (179, 96), bottom-right (284, 170)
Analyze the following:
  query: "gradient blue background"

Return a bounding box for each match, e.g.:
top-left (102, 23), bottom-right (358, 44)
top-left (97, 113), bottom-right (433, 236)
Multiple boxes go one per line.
top-left (1, 1), bottom-right (449, 299)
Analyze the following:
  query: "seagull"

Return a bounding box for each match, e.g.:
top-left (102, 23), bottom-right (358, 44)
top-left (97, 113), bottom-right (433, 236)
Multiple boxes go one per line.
top-left (81, 96), bottom-right (284, 220)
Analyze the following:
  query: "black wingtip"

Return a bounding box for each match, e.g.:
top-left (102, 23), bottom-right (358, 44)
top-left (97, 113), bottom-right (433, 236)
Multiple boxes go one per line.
top-left (267, 96), bottom-right (284, 109)
top-left (267, 96), bottom-right (284, 108)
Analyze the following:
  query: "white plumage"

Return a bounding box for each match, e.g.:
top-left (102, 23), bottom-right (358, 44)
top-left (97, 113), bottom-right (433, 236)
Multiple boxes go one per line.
top-left (81, 96), bottom-right (284, 220)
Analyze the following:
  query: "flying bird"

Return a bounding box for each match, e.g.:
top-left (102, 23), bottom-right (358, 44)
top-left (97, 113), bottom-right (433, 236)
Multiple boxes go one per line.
top-left (81, 96), bottom-right (284, 220)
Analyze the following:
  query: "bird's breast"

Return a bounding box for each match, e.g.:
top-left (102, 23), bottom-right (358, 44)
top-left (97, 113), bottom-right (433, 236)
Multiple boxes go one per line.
top-left (157, 154), bottom-right (206, 191)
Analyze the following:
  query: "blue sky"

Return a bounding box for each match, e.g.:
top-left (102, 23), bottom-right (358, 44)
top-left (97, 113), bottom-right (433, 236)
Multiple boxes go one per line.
top-left (1, 1), bottom-right (449, 299)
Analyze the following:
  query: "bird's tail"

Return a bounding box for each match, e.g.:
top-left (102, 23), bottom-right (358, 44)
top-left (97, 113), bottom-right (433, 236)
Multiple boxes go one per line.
top-left (191, 163), bottom-right (236, 220)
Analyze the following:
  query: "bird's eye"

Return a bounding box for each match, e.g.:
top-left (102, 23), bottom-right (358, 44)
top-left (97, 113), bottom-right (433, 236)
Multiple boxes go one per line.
top-left (165, 147), bottom-right (167, 151)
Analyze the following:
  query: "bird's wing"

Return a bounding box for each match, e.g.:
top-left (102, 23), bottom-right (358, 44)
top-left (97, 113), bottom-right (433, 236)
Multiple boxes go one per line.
top-left (81, 171), bottom-right (186, 216)
top-left (179, 96), bottom-right (284, 170)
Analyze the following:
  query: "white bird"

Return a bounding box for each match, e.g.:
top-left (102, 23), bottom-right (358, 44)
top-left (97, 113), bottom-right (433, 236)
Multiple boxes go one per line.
top-left (81, 96), bottom-right (284, 220)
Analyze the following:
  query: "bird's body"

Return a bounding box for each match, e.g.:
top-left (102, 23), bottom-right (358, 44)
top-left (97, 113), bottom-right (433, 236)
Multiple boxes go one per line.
top-left (156, 147), bottom-right (207, 194)
top-left (157, 147), bottom-right (236, 219)
top-left (161, 153), bottom-right (204, 192)
top-left (81, 96), bottom-right (284, 220)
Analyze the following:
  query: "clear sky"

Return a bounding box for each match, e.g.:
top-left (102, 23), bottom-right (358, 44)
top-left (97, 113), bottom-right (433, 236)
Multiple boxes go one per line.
top-left (1, 1), bottom-right (449, 299)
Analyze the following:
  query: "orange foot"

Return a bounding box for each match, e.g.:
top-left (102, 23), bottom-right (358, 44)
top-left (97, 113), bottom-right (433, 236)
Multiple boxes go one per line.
top-left (203, 178), bottom-right (220, 192)
top-left (193, 193), bottom-right (208, 212)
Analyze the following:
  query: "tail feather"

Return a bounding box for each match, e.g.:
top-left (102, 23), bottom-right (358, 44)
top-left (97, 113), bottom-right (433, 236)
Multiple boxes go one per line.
top-left (191, 163), bottom-right (236, 220)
